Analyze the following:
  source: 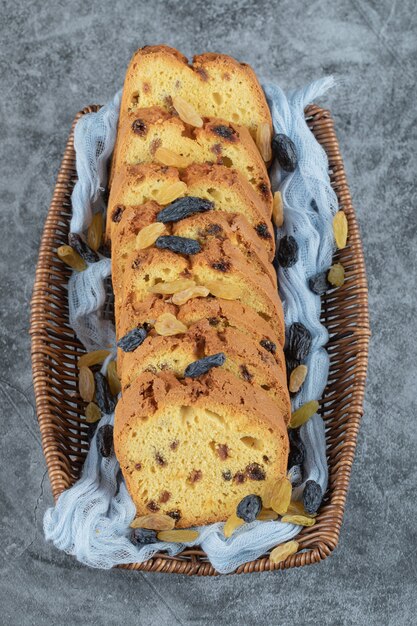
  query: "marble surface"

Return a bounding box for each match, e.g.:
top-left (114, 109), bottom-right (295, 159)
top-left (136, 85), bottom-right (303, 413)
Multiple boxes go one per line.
top-left (1, 0), bottom-right (416, 624)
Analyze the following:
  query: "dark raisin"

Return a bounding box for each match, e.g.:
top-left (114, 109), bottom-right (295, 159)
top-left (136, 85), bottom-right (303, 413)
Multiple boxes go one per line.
top-left (147, 501), bottom-right (160, 512)
top-left (131, 119), bottom-right (147, 135)
top-left (87, 421), bottom-right (98, 444)
top-left (170, 440), bottom-right (179, 450)
top-left (96, 424), bottom-right (114, 457)
top-left (188, 469), bottom-right (202, 483)
top-left (167, 510), bottom-right (181, 521)
top-left (117, 326), bottom-right (147, 352)
top-left (309, 271), bottom-right (330, 295)
top-left (208, 317), bottom-right (219, 326)
top-left (159, 491), bottom-right (171, 503)
top-left (212, 260), bottom-right (230, 272)
top-left (156, 197), bottom-right (214, 223)
top-left (288, 464), bottom-right (303, 486)
top-left (131, 528), bottom-right (157, 545)
top-left (288, 429), bottom-right (306, 468)
top-left (277, 235), bottom-right (299, 267)
top-left (155, 453), bottom-right (167, 467)
top-left (285, 322), bottom-right (312, 362)
top-left (246, 463), bottom-right (266, 481)
top-left (68, 232), bottom-right (99, 263)
top-left (236, 494), bottom-right (262, 522)
top-left (310, 198), bottom-right (318, 212)
top-left (98, 241), bottom-right (111, 258)
top-left (184, 352), bottom-right (226, 378)
top-left (222, 470), bottom-right (232, 481)
top-left (212, 125), bottom-right (236, 140)
top-left (134, 463), bottom-right (142, 471)
top-left (272, 133), bottom-right (298, 172)
top-left (303, 480), bottom-right (323, 514)
top-left (233, 472), bottom-right (246, 484)
top-left (262, 455), bottom-right (270, 464)
top-left (260, 339), bottom-right (276, 354)
top-left (240, 365), bottom-right (253, 382)
top-left (285, 353), bottom-right (301, 376)
top-left (94, 372), bottom-right (116, 414)
top-left (155, 235), bottom-right (201, 255)
top-left (130, 528), bottom-right (158, 546)
top-left (255, 222), bottom-right (272, 240)
top-left (216, 444), bottom-right (229, 460)
top-left (112, 206), bottom-right (124, 223)
top-left (131, 257), bottom-right (141, 270)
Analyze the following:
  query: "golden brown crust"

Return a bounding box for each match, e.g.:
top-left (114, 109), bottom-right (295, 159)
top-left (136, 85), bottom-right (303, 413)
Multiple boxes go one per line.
top-left (115, 368), bottom-right (287, 440)
top-left (182, 162), bottom-right (272, 222)
top-left (172, 211), bottom-right (276, 287)
top-left (177, 298), bottom-right (284, 348)
top-left (138, 45), bottom-right (189, 64)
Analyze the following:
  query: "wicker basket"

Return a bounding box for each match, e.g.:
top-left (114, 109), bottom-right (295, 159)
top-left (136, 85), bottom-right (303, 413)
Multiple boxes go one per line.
top-left (30, 104), bottom-right (370, 575)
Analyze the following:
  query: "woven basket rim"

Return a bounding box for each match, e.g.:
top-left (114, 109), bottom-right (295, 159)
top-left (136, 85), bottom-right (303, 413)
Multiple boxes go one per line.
top-left (30, 103), bottom-right (370, 576)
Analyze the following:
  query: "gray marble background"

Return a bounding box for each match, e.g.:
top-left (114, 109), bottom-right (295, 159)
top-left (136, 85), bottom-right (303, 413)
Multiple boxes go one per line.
top-left (1, 0), bottom-right (416, 624)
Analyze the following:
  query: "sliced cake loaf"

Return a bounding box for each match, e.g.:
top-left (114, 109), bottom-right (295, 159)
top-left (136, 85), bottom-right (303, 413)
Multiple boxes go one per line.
top-left (117, 45), bottom-right (272, 139)
top-left (114, 369), bottom-right (289, 528)
top-left (111, 108), bottom-right (272, 215)
top-left (110, 47), bottom-right (290, 530)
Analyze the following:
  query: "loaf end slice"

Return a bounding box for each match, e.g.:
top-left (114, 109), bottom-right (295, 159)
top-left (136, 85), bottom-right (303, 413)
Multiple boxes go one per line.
top-left (119, 45), bottom-right (272, 139)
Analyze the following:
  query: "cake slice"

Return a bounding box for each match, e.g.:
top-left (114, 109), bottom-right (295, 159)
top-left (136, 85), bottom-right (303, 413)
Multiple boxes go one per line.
top-left (117, 295), bottom-right (285, 354)
top-left (114, 246), bottom-right (284, 340)
top-left (118, 45), bottom-right (272, 139)
top-left (114, 369), bottom-right (289, 528)
top-left (107, 163), bottom-right (273, 248)
top-left (111, 202), bottom-right (276, 289)
top-left (111, 108), bottom-right (272, 215)
top-left (117, 319), bottom-right (289, 414)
